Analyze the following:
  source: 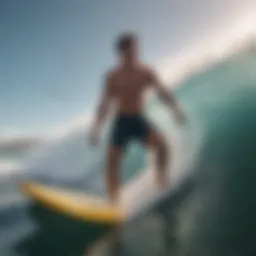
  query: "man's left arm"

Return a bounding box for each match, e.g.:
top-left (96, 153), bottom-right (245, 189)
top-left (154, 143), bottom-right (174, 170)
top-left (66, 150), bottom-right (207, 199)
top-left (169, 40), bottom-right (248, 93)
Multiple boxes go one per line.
top-left (147, 68), bottom-right (186, 124)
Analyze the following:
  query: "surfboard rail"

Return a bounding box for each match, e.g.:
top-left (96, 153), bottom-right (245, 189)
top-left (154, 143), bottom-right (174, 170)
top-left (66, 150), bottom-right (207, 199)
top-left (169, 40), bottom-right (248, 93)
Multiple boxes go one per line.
top-left (21, 182), bottom-right (126, 225)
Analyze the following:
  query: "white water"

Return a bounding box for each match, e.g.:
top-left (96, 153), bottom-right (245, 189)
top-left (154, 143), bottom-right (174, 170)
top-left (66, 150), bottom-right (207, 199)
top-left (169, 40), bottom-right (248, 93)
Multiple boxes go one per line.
top-left (0, 161), bottom-right (22, 177)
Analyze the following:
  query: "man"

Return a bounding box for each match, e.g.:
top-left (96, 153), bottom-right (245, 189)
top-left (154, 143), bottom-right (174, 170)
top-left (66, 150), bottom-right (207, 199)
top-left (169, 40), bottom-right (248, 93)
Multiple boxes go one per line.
top-left (89, 33), bottom-right (186, 205)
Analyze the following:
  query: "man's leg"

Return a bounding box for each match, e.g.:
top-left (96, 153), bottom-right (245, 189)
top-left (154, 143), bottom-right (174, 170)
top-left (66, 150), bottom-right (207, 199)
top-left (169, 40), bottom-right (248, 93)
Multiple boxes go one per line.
top-left (106, 146), bottom-right (123, 205)
top-left (146, 130), bottom-right (176, 254)
top-left (106, 146), bottom-right (125, 255)
top-left (146, 130), bottom-right (169, 185)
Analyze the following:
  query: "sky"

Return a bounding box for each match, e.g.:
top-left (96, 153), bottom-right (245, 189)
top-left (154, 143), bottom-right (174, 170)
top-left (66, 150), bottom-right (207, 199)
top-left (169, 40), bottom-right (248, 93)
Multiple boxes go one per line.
top-left (0, 0), bottom-right (255, 139)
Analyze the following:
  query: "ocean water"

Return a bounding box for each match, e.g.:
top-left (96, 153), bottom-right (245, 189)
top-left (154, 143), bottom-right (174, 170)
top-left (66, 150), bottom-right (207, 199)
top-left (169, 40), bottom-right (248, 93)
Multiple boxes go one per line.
top-left (0, 46), bottom-right (256, 256)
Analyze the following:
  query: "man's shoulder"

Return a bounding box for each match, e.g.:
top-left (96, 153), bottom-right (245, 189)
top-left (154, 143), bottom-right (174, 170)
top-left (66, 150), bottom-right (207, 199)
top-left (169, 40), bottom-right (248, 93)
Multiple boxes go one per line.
top-left (138, 63), bottom-right (154, 73)
top-left (138, 64), bottom-right (157, 79)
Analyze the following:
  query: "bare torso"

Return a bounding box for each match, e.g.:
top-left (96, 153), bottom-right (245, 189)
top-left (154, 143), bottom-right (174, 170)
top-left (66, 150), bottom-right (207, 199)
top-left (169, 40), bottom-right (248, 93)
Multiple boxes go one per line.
top-left (108, 64), bottom-right (151, 115)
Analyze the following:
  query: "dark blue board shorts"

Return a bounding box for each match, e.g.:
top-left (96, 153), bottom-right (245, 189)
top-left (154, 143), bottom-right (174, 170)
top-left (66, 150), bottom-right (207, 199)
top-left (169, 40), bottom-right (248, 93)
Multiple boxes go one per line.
top-left (110, 115), bottom-right (154, 149)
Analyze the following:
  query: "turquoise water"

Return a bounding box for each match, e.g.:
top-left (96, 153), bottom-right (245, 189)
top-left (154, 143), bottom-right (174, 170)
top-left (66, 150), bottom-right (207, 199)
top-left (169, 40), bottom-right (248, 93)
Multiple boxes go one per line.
top-left (176, 50), bottom-right (256, 256)
top-left (0, 46), bottom-right (256, 255)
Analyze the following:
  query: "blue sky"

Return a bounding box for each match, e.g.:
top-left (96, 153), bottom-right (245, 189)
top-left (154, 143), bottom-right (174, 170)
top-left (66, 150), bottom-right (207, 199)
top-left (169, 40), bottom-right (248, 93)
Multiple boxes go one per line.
top-left (0, 0), bottom-right (254, 138)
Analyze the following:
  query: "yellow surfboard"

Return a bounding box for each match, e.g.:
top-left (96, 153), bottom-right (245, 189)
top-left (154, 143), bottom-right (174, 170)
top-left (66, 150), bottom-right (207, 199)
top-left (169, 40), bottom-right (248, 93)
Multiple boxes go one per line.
top-left (21, 182), bottom-right (126, 225)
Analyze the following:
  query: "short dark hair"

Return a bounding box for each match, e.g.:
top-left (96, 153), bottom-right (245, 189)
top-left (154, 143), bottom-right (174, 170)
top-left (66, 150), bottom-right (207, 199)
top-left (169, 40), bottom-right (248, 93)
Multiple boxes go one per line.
top-left (115, 32), bottom-right (137, 53)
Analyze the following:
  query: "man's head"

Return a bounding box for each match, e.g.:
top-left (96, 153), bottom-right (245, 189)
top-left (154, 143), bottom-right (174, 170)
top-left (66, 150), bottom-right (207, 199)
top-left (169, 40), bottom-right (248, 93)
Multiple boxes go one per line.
top-left (115, 32), bottom-right (138, 63)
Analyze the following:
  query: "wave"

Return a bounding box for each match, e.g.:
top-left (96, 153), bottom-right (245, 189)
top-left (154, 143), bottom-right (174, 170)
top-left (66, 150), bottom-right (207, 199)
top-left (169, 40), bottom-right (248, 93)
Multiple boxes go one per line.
top-left (17, 36), bottom-right (256, 192)
top-left (0, 35), bottom-right (256, 256)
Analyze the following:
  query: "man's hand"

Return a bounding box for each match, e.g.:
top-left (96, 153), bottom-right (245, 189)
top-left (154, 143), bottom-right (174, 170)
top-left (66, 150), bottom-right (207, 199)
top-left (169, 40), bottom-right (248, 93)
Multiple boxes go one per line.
top-left (89, 127), bottom-right (100, 146)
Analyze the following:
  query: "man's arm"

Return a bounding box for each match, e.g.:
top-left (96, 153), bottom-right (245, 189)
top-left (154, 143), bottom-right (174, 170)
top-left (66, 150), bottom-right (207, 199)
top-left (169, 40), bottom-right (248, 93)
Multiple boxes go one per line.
top-left (90, 72), bottom-right (114, 144)
top-left (147, 68), bottom-right (185, 124)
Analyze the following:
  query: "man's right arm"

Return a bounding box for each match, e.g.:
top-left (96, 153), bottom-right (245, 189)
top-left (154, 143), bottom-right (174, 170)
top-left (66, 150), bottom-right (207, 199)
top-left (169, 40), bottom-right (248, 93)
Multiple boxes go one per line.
top-left (90, 72), bottom-right (114, 144)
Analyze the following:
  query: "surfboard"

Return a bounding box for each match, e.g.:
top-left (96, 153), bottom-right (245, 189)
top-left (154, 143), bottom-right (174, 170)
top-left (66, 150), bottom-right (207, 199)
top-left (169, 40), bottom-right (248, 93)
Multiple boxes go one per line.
top-left (20, 168), bottom-right (164, 226)
top-left (21, 166), bottom-right (194, 226)
top-left (21, 182), bottom-right (126, 225)
top-left (21, 168), bottom-right (195, 256)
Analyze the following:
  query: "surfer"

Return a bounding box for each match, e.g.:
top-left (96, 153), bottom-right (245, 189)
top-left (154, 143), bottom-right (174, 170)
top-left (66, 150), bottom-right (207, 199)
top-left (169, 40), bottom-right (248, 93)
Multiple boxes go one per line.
top-left (90, 32), bottom-right (186, 205)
